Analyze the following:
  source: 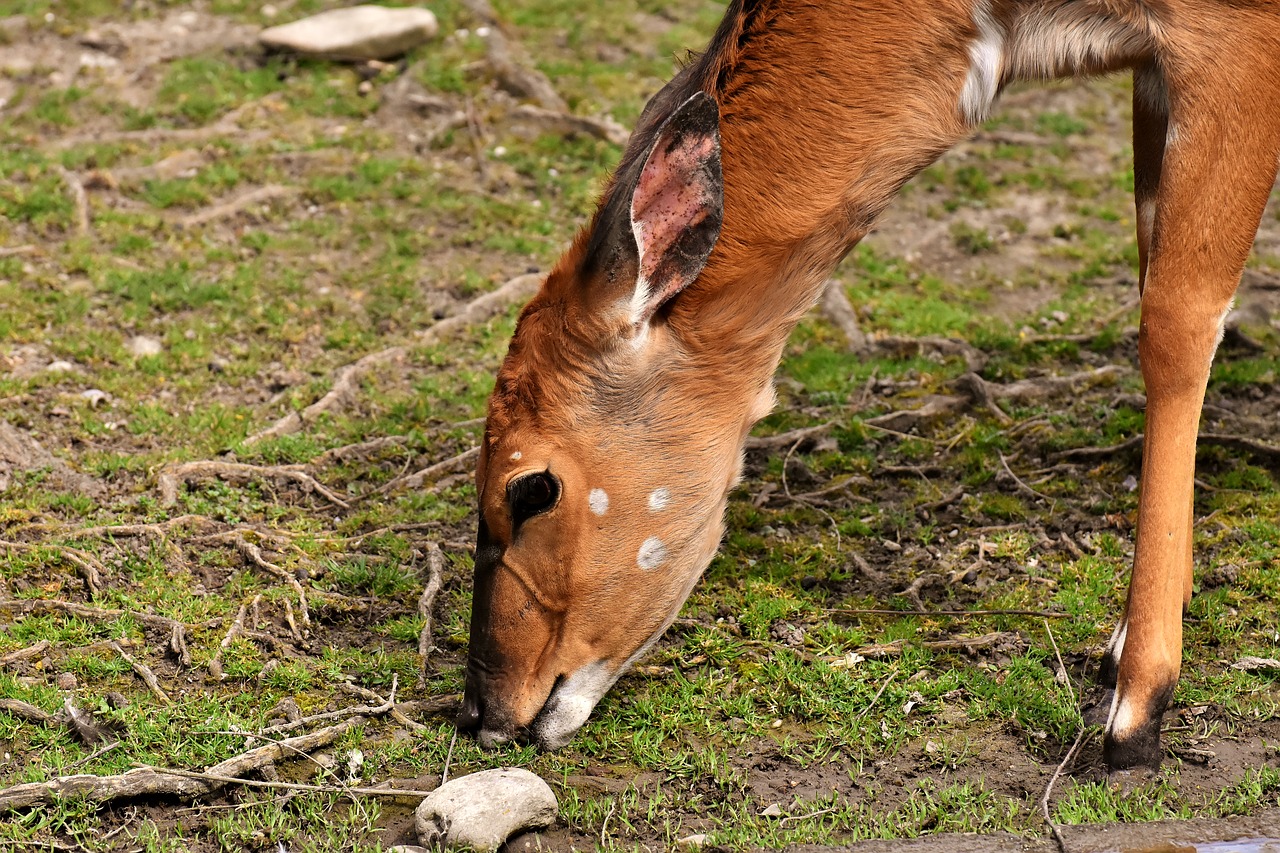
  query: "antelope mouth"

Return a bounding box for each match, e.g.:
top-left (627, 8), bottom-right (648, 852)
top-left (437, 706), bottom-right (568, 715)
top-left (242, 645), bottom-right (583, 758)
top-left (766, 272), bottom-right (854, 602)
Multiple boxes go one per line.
top-left (466, 662), bottom-right (616, 751)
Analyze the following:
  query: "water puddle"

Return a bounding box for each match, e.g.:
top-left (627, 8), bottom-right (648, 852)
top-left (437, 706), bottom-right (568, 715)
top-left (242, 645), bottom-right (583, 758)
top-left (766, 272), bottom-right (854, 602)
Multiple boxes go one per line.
top-left (1124, 839), bottom-right (1280, 853)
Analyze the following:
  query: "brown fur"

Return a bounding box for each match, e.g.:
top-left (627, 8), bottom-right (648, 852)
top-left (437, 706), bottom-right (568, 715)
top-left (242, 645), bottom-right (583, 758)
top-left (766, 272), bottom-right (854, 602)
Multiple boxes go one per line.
top-left (465, 0), bottom-right (1280, 769)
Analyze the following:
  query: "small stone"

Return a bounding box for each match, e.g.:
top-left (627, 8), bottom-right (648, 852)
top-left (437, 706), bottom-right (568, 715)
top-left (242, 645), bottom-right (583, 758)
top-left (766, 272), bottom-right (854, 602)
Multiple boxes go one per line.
top-left (387, 848), bottom-right (431, 853)
top-left (56, 672), bottom-right (77, 690)
top-left (104, 692), bottom-right (128, 709)
top-left (46, 360), bottom-right (74, 373)
top-left (760, 803), bottom-right (783, 817)
top-left (416, 768), bottom-right (557, 852)
top-left (125, 336), bottom-right (163, 357)
top-left (260, 5), bottom-right (439, 61)
top-left (79, 389), bottom-right (110, 407)
top-left (677, 835), bottom-right (708, 849)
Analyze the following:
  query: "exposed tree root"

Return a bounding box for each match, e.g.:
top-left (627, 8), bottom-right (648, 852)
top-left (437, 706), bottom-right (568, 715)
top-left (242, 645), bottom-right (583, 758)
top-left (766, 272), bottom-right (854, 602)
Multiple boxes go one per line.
top-left (157, 461), bottom-right (350, 508)
top-left (178, 184), bottom-right (297, 228)
top-left (376, 447), bottom-right (479, 495)
top-left (245, 272), bottom-right (541, 446)
top-left (417, 543), bottom-right (446, 672)
top-left (829, 631), bottom-right (1017, 662)
top-left (0, 599), bottom-right (197, 635)
top-left (0, 699), bottom-right (53, 724)
top-left (508, 103), bottom-right (629, 146)
top-left (109, 641), bottom-right (170, 705)
top-left (745, 422), bottom-right (834, 452)
top-left (0, 718), bottom-right (362, 812)
top-left (0, 541), bottom-right (106, 593)
top-left (198, 534), bottom-right (311, 630)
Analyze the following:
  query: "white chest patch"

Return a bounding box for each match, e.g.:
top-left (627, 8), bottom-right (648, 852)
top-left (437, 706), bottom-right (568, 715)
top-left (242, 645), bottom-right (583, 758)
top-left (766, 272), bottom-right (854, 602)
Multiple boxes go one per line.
top-left (588, 488), bottom-right (609, 516)
top-left (637, 537), bottom-right (666, 571)
top-left (959, 2), bottom-right (1003, 126)
top-left (647, 487), bottom-right (670, 512)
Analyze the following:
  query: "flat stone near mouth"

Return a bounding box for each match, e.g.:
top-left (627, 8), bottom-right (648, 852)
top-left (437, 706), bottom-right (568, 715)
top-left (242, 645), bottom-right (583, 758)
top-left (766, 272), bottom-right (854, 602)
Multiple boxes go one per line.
top-left (415, 767), bottom-right (558, 852)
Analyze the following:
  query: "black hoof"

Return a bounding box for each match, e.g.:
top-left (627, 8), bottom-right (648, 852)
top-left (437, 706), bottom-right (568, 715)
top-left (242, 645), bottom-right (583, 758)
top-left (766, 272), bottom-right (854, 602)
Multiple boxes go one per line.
top-left (1104, 713), bottom-right (1164, 772)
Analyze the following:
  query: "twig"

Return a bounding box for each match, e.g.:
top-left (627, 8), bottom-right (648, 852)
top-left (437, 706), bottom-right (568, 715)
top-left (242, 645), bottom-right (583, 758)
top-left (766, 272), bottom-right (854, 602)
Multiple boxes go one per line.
top-left (854, 668), bottom-right (898, 720)
top-left (601, 800), bottom-right (616, 845)
top-left (109, 641), bottom-right (170, 705)
top-left (158, 460), bottom-right (349, 508)
top-left (245, 272), bottom-right (541, 446)
top-left (1041, 727), bottom-right (1091, 853)
top-left (0, 699), bottom-right (53, 723)
top-left (1043, 620), bottom-right (1075, 708)
top-left (828, 607), bottom-right (1067, 619)
top-left (779, 806), bottom-right (840, 825)
top-left (0, 717), bottom-right (363, 812)
top-left (1053, 434), bottom-right (1144, 462)
top-left (745, 422), bottom-right (834, 451)
top-left (311, 436), bottom-right (409, 467)
top-left (210, 534), bottom-right (310, 628)
top-left (66, 740), bottom-right (121, 771)
top-left (441, 728), bottom-right (458, 786)
top-left (0, 640), bottom-right (51, 667)
top-left (508, 104), bottom-right (629, 147)
top-left (418, 543), bottom-right (446, 667)
top-left (829, 631), bottom-right (1016, 661)
top-left (178, 184), bottom-right (296, 228)
top-left (378, 447), bottom-right (480, 495)
top-left (260, 691), bottom-right (394, 736)
top-left (132, 765), bottom-right (435, 801)
top-left (209, 601), bottom-right (248, 680)
top-left (0, 245), bottom-right (38, 257)
top-left (54, 166), bottom-right (90, 236)
top-left (999, 451), bottom-right (1053, 502)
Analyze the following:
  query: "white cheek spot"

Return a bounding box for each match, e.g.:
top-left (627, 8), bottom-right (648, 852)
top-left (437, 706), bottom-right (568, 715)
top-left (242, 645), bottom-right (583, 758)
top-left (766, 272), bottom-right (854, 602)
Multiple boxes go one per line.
top-left (1165, 121), bottom-right (1181, 148)
top-left (647, 487), bottom-right (670, 512)
top-left (637, 537), bottom-right (666, 571)
top-left (959, 2), bottom-right (1004, 126)
top-left (589, 488), bottom-right (609, 517)
top-left (510, 451), bottom-right (522, 461)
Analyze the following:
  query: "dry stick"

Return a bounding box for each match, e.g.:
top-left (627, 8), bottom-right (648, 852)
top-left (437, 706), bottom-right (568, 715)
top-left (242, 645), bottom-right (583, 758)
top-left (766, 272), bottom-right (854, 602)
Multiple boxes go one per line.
top-left (508, 104), bottom-right (629, 147)
top-left (441, 729), bottom-right (458, 787)
top-left (1055, 431), bottom-right (1280, 466)
top-left (261, 687), bottom-right (396, 736)
top-left (131, 765), bottom-right (437, 802)
top-left (0, 640), bottom-right (51, 667)
top-left (0, 717), bottom-right (364, 812)
top-left (829, 607), bottom-right (1067, 619)
top-left (1041, 728), bottom-right (1091, 853)
top-left (378, 446), bottom-right (480, 495)
top-left (73, 515), bottom-right (219, 539)
top-left (169, 623), bottom-right (190, 668)
top-left (0, 699), bottom-right (53, 723)
top-left (1043, 619), bottom-right (1076, 708)
top-left (109, 641), bottom-right (170, 705)
top-left (745, 422), bottom-right (834, 451)
top-left (54, 166), bottom-right (90, 236)
top-left (67, 740), bottom-right (122, 771)
top-left (246, 272), bottom-right (541, 446)
top-left (209, 602), bottom-right (248, 681)
top-left (999, 451), bottom-right (1054, 503)
top-left (854, 669), bottom-right (898, 720)
top-left (178, 184), bottom-right (296, 228)
top-left (311, 436), bottom-right (409, 467)
top-left (0, 541), bottom-right (104, 594)
top-left (832, 631), bottom-right (1015, 661)
top-left (418, 543), bottom-right (446, 665)
top-left (0, 245), bottom-right (38, 257)
top-left (0, 598), bottom-right (195, 634)
top-left (157, 460), bottom-right (349, 508)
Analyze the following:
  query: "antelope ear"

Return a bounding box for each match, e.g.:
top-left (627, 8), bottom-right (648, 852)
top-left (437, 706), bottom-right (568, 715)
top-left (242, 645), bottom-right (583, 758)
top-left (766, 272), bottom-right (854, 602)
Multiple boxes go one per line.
top-left (626, 92), bottom-right (723, 328)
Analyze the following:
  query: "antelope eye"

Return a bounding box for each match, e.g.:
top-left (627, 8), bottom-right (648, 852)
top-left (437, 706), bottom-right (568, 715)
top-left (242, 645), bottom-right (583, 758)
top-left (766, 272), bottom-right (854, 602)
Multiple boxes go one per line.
top-left (507, 471), bottom-right (559, 525)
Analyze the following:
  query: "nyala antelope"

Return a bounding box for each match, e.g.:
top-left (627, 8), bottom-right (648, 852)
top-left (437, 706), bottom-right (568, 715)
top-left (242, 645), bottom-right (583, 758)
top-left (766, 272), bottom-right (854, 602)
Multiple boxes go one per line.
top-left (458, 0), bottom-right (1280, 772)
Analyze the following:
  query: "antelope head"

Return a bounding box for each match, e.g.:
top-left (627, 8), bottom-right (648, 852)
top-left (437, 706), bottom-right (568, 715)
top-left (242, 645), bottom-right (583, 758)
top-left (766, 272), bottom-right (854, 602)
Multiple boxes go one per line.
top-left (458, 93), bottom-right (767, 749)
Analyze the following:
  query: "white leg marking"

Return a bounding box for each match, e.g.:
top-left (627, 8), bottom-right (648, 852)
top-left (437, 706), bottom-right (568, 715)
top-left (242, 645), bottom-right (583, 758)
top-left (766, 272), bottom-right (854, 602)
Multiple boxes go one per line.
top-left (637, 537), bottom-right (666, 571)
top-left (1106, 620), bottom-right (1128, 662)
top-left (959, 1), bottom-right (1004, 126)
top-left (1209, 298), bottom-right (1235, 369)
top-left (647, 487), bottom-right (670, 512)
top-left (1108, 693), bottom-right (1139, 738)
top-left (588, 488), bottom-right (609, 516)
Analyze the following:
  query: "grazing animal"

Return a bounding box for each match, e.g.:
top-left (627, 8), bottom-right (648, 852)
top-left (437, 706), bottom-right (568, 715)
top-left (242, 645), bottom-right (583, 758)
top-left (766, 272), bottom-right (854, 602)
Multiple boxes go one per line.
top-left (457, 0), bottom-right (1280, 772)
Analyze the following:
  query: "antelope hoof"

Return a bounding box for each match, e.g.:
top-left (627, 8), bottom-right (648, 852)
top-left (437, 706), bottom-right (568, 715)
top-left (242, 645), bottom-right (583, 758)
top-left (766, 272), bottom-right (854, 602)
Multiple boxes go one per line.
top-left (1103, 714), bottom-right (1164, 773)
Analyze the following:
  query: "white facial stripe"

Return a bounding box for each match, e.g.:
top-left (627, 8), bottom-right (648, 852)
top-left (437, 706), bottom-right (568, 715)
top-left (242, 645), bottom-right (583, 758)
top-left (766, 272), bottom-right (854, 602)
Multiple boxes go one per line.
top-left (648, 487), bottom-right (670, 512)
top-left (589, 488), bottom-right (609, 516)
top-left (532, 660), bottom-right (615, 750)
top-left (637, 537), bottom-right (666, 571)
top-left (959, 2), bottom-right (1003, 125)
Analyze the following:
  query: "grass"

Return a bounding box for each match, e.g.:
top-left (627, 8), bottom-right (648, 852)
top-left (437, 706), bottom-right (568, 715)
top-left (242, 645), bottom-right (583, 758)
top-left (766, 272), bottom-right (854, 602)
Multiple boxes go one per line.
top-left (0, 0), bottom-right (1278, 851)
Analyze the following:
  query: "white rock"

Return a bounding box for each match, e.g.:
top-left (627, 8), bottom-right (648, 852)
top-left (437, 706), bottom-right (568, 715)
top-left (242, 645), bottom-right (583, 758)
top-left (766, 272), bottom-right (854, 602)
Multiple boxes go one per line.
top-left (260, 5), bottom-right (438, 61)
top-left (125, 335), bottom-right (163, 357)
top-left (79, 389), bottom-right (110, 407)
top-left (677, 834), bottom-right (709, 848)
top-left (46, 360), bottom-right (75, 372)
top-left (415, 768), bottom-right (557, 852)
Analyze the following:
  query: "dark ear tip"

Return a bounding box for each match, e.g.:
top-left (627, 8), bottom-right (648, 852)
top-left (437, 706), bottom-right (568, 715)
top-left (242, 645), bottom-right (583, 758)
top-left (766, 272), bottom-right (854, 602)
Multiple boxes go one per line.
top-left (676, 91), bottom-right (720, 133)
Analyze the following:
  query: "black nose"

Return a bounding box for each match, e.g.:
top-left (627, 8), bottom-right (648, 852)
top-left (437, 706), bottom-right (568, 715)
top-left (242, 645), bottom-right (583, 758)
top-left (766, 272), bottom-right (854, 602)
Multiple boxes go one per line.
top-left (456, 689), bottom-right (483, 732)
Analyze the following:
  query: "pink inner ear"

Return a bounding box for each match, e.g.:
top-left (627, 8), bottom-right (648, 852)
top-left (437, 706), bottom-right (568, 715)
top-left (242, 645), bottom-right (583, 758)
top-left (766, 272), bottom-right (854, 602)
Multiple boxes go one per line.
top-left (631, 135), bottom-right (717, 313)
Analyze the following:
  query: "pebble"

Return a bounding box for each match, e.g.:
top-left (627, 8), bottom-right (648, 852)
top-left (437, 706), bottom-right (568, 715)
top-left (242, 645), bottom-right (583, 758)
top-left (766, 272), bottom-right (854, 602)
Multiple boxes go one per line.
top-left (79, 389), bottom-right (110, 407)
top-left (416, 768), bottom-right (557, 852)
top-left (260, 5), bottom-right (439, 61)
top-left (677, 835), bottom-right (708, 849)
top-left (56, 672), bottom-right (77, 690)
top-left (125, 335), bottom-right (163, 357)
top-left (46, 360), bottom-right (75, 372)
